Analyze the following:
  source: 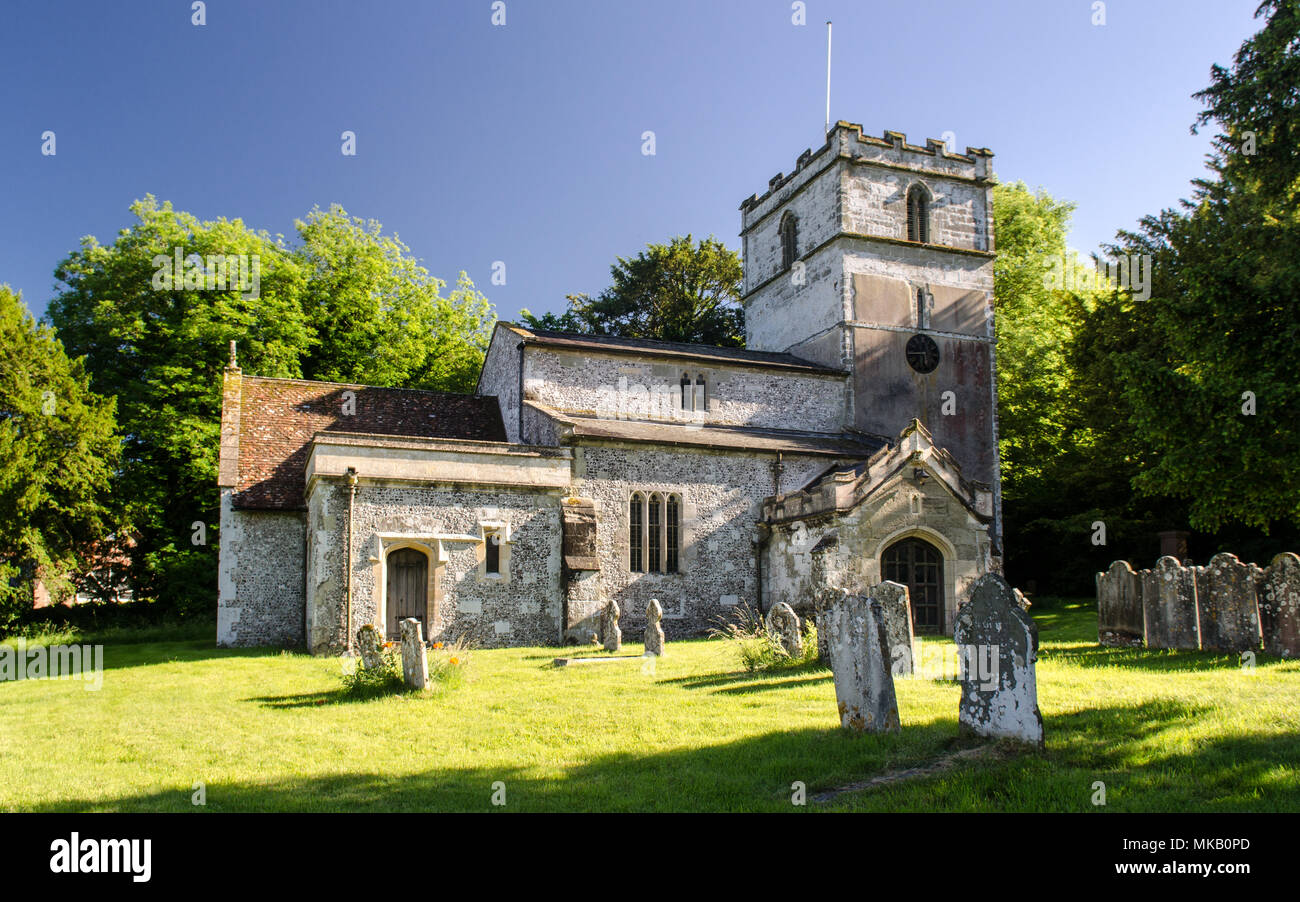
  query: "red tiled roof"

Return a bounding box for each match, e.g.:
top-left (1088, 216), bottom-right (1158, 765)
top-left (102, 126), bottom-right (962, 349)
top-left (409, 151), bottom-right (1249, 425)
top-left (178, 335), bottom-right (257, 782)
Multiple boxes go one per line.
top-left (232, 376), bottom-right (507, 510)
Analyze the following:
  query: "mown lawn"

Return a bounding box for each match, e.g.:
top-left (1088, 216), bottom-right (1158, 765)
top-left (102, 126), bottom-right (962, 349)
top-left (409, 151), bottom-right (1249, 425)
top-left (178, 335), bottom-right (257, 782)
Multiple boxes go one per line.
top-left (1, 603), bottom-right (1296, 812)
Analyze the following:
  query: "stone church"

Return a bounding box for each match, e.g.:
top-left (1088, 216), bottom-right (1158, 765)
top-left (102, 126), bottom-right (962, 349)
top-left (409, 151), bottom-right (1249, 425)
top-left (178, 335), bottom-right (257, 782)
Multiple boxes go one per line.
top-left (216, 121), bottom-right (1001, 653)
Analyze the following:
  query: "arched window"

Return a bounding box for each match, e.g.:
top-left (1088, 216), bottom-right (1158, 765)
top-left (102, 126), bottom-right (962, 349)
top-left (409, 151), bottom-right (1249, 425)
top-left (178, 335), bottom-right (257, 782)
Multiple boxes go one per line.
top-left (666, 494), bottom-right (680, 573)
top-left (695, 374), bottom-right (706, 412)
top-left (882, 537), bottom-right (944, 632)
top-left (779, 212), bottom-right (798, 271)
top-left (647, 493), bottom-right (662, 572)
top-left (680, 373), bottom-right (692, 411)
top-left (630, 493), bottom-right (644, 572)
top-left (485, 530), bottom-right (501, 574)
top-left (906, 185), bottom-right (930, 244)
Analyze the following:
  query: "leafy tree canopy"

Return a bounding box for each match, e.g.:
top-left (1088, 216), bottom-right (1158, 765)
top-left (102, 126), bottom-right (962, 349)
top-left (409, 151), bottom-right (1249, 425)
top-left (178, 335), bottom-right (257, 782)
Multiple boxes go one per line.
top-left (522, 235), bottom-right (744, 347)
top-left (0, 285), bottom-right (121, 621)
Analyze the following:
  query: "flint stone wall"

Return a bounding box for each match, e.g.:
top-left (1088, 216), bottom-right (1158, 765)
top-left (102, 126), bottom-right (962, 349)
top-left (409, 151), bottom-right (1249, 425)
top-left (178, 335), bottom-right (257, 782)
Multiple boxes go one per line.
top-left (217, 489), bottom-right (306, 648)
top-left (573, 442), bottom-right (829, 639)
top-left (306, 480), bottom-right (565, 654)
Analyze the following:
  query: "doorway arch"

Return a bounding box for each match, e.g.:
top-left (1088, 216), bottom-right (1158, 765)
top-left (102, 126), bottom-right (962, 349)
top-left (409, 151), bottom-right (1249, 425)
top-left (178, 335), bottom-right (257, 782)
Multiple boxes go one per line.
top-left (882, 536), bottom-right (945, 633)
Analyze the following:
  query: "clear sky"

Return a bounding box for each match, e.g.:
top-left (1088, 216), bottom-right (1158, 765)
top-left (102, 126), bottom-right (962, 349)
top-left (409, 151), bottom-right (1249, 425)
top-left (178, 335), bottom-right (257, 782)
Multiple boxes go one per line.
top-left (0, 0), bottom-right (1264, 323)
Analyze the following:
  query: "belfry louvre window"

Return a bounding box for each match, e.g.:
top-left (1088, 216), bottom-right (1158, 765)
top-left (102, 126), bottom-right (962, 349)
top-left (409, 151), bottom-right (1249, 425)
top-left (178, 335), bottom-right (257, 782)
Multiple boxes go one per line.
top-left (906, 185), bottom-right (930, 243)
top-left (628, 491), bottom-right (682, 574)
top-left (779, 212), bottom-right (798, 271)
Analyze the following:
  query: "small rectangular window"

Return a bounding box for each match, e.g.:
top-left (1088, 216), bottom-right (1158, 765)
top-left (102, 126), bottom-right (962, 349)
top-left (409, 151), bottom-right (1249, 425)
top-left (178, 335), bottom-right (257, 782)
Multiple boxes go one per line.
top-left (485, 531), bottom-right (500, 574)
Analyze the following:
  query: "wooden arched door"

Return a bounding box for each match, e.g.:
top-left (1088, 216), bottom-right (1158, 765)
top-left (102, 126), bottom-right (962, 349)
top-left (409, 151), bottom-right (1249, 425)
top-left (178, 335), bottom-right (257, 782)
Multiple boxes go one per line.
top-left (882, 537), bottom-right (944, 633)
top-left (386, 547), bottom-right (429, 638)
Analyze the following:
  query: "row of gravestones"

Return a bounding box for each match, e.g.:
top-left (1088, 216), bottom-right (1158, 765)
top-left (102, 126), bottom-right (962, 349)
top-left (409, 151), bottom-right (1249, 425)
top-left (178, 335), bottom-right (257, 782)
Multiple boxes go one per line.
top-left (597, 598), bottom-right (666, 655)
top-left (1097, 552), bottom-right (1300, 657)
top-left (789, 574), bottom-right (1044, 745)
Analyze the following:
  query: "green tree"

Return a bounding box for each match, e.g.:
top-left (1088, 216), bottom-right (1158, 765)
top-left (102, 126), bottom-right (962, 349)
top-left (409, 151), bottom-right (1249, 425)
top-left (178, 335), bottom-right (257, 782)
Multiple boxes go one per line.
top-left (47, 197), bottom-right (497, 611)
top-left (0, 285), bottom-right (121, 623)
top-left (1106, 0), bottom-right (1300, 532)
top-left (295, 206), bottom-right (494, 392)
top-left (522, 235), bottom-right (744, 347)
top-left (47, 197), bottom-right (313, 611)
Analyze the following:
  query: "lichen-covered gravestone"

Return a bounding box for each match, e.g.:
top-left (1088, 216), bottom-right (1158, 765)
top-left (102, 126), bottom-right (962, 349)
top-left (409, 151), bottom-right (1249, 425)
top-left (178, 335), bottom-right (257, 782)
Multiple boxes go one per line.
top-left (869, 580), bottom-right (915, 676)
top-left (954, 573), bottom-right (1044, 747)
top-left (1258, 552), bottom-right (1300, 658)
top-left (766, 601), bottom-right (803, 657)
top-left (1140, 556), bottom-right (1201, 650)
top-left (1195, 553), bottom-right (1263, 653)
top-left (356, 623), bottom-right (384, 670)
top-left (1097, 560), bottom-right (1144, 647)
top-left (824, 593), bottom-right (900, 733)
top-left (399, 618), bottom-right (428, 690)
top-left (601, 599), bottom-right (622, 652)
top-left (644, 598), bottom-right (665, 656)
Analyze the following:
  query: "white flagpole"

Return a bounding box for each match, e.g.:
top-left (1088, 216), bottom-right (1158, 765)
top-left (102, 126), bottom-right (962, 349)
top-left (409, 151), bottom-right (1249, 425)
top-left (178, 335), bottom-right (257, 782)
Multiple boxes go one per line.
top-left (825, 21), bottom-right (833, 134)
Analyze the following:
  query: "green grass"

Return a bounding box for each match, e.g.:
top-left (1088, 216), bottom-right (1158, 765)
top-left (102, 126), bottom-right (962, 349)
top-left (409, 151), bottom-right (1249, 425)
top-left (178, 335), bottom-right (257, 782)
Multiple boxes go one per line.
top-left (1, 601), bottom-right (1296, 812)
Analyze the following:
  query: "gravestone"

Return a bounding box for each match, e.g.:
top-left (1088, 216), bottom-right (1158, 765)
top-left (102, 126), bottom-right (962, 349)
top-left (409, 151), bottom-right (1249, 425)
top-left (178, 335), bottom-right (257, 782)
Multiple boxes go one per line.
top-left (809, 533), bottom-right (845, 663)
top-left (1097, 560), bottom-right (1144, 647)
top-left (601, 599), bottom-right (622, 652)
top-left (1139, 556), bottom-right (1201, 650)
top-left (644, 598), bottom-right (665, 656)
top-left (1258, 552), bottom-right (1300, 658)
top-left (1195, 553), bottom-right (1263, 653)
top-left (954, 573), bottom-right (1044, 747)
top-left (824, 593), bottom-right (900, 733)
top-left (869, 580), bottom-right (915, 676)
top-left (356, 623), bottom-right (384, 669)
top-left (399, 618), bottom-right (428, 690)
top-left (766, 602), bottom-right (803, 657)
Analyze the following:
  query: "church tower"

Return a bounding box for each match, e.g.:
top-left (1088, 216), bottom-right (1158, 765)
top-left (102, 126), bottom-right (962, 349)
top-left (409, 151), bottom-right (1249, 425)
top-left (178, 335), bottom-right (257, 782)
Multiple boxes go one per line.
top-left (740, 122), bottom-right (1001, 551)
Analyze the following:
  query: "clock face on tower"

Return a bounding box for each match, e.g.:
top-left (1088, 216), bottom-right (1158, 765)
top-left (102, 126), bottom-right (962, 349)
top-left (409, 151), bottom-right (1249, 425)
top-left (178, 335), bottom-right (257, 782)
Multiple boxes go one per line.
top-left (905, 334), bottom-right (940, 374)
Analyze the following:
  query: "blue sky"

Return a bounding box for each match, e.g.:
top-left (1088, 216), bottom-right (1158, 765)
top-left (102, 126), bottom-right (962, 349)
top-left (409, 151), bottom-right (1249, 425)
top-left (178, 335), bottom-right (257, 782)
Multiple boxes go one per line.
top-left (1, 0), bottom-right (1264, 324)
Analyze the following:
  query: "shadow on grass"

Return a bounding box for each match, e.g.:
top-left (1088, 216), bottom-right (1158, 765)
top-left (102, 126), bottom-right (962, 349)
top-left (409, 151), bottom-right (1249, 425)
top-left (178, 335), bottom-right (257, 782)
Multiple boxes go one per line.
top-left (30, 693), bottom-right (1298, 813)
top-left (659, 658), bottom-right (829, 691)
top-left (1042, 644), bottom-right (1263, 673)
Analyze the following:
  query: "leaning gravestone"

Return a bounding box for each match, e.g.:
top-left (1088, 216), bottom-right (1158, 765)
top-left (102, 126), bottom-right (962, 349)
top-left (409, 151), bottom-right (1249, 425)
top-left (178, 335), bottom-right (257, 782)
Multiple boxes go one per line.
top-left (766, 602), bottom-right (803, 657)
top-left (1097, 560), bottom-right (1144, 647)
top-left (1139, 556), bottom-right (1201, 650)
top-left (356, 623), bottom-right (384, 669)
top-left (644, 598), bottom-right (665, 656)
top-left (399, 618), bottom-right (429, 690)
top-left (601, 599), bottom-right (622, 652)
top-left (869, 580), bottom-right (915, 676)
top-left (954, 573), bottom-right (1044, 747)
top-left (824, 593), bottom-right (900, 733)
top-left (1195, 553), bottom-right (1263, 653)
top-left (1258, 552), bottom-right (1300, 659)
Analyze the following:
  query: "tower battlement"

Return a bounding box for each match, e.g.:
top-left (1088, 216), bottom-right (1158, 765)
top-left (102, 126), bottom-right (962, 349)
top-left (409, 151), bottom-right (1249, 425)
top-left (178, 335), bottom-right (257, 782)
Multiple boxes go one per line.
top-left (740, 121), bottom-right (993, 219)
